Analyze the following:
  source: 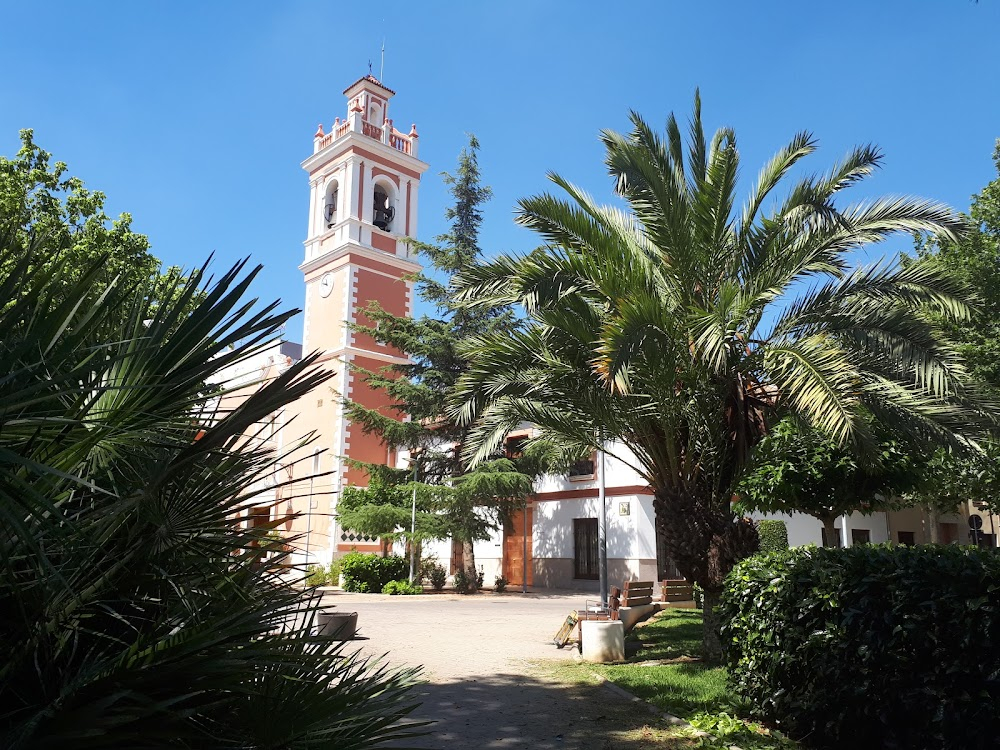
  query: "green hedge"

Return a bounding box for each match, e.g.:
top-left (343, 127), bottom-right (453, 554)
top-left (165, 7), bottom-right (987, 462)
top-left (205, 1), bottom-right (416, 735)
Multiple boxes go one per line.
top-left (721, 545), bottom-right (1000, 748)
top-left (339, 552), bottom-right (408, 593)
top-left (756, 519), bottom-right (788, 553)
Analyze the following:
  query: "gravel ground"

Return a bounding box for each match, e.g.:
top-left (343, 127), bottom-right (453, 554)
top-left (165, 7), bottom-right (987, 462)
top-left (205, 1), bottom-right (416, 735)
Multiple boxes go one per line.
top-left (321, 590), bottom-right (675, 749)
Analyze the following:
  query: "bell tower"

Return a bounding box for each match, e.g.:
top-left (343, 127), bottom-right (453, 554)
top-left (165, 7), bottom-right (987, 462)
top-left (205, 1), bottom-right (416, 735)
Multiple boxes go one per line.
top-left (295, 74), bottom-right (429, 561)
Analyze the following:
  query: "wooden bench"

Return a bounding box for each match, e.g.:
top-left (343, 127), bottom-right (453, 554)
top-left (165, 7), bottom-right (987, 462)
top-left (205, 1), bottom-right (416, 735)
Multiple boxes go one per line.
top-left (661, 578), bottom-right (695, 604)
top-left (621, 580), bottom-right (654, 607)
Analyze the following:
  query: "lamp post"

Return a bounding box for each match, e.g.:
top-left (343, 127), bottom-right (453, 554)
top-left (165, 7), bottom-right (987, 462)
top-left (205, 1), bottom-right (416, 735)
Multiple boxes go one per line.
top-left (408, 453), bottom-right (419, 583)
top-left (598, 438), bottom-right (608, 609)
top-left (522, 496), bottom-right (529, 594)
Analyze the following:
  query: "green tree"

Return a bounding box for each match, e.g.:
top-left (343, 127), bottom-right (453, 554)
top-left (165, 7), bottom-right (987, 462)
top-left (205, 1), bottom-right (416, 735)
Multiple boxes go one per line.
top-left (0, 129), bottom-right (193, 316)
top-left (342, 135), bottom-right (540, 589)
top-left (0, 242), bottom-right (424, 746)
top-left (454, 95), bottom-right (994, 658)
top-left (737, 417), bottom-right (920, 545)
top-left (900, 141), bottom-right (1000, 524)
top-left (913, 140), bottom-right (1000, 391)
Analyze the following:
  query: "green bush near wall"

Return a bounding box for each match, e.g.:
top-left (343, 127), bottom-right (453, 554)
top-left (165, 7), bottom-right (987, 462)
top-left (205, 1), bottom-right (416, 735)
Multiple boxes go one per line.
top-left (721, 545), bottom-right (1000, 749)
top-left (339, 552), bottom-right (409, 593)
top-left (756, 519), bottom-right (788, 553)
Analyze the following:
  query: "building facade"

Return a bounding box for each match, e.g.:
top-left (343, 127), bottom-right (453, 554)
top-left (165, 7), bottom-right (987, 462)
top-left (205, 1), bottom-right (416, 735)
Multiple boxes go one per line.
top-left (242, 74), bottom-right (1000, 587)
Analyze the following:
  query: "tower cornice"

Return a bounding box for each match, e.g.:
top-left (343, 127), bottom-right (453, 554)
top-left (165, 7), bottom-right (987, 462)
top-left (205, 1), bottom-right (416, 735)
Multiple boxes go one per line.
top-left (304, 131), bottom-right (429, 176)
top-left (298, 239), bottom-right (421, 278)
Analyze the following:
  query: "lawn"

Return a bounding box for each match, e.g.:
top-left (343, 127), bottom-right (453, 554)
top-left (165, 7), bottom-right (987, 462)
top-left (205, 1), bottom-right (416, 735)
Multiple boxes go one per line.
top-left (585, 610), bottom-right (800, 749)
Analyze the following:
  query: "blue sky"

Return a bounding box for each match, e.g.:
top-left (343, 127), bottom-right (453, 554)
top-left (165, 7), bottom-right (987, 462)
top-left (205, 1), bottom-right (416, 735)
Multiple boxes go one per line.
top-left (3, 1), bottom-right (999, 342)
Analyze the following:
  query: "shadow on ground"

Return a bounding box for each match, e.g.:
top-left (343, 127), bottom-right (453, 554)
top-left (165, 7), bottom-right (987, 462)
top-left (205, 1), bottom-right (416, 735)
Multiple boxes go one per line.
top-left (389, 670), bottom-right (700, 749)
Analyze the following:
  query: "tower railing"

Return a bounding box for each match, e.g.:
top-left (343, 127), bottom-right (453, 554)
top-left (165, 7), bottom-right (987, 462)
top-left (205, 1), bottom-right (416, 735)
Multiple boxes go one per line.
top-left (314, 115), bottom-right (416, 156)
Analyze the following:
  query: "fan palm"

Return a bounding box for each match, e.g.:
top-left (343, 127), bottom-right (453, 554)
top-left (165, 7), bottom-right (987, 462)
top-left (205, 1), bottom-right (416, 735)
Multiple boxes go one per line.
top-left (453, 94), bottom-right (995, 659)
top-left (0, 238), bottom-right (425, 747)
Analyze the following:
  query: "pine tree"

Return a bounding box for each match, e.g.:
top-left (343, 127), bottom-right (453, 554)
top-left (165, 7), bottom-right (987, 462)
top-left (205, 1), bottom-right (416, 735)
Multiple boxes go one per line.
top-left (338, 135), bottom-right (539, 589)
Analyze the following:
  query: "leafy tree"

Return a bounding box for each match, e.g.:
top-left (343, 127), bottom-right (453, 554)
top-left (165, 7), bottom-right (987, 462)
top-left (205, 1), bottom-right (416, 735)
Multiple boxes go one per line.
top-left (913, 140), bottom-right (1000, 392)
top-left (900, 443), bottom-right (1000, 538)
top-left (342, 135), bottom-right (540, 588)
top-left (0, 129), bottom-right (193, 317)
top-left (900, 141), bottom-right (1000, 524)
top-left (454, 95), bottom-right (994, 658)
top-left (0, 241), bottom-right (424, 746)
top-left (738, 417), bottom-right (920, 545)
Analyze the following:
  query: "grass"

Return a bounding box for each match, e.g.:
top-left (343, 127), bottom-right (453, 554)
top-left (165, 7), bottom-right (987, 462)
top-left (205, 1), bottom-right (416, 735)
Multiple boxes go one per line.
top-left (580, 610), bottom-right (800, 749)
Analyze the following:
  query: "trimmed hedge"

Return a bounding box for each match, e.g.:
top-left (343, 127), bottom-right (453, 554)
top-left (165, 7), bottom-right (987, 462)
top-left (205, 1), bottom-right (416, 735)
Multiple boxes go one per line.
top-left (721, 545), bottom-right (1000, 749)
top-left (756, 519), bottom-right (788, 553)
top-left (339, 552), bottom-right (408, 593)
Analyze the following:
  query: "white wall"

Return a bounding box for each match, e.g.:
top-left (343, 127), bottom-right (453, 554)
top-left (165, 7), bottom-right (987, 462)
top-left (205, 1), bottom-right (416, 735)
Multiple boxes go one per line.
top-left (751, 510), bottom-right (890, 547)
top-left (534, 441), bottom-right (645, 496)
top-left (532, 493), bottom-right (656, 561)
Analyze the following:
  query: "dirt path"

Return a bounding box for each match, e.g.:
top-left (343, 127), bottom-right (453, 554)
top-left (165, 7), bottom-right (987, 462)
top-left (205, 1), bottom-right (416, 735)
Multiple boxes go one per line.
top-left (323, 591), bottom-right (696, 749)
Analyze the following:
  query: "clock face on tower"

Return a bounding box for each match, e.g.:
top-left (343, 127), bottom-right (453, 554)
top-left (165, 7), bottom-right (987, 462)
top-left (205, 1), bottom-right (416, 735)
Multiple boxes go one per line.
top-left (318, 273), bottom-right (334, 298)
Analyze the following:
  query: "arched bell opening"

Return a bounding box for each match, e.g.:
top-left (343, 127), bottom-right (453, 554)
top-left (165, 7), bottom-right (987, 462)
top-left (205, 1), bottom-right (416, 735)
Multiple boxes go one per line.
top-left (371, 178), bottom-right (397, 232)
top-left (323, 179), bottom-right (340, 228)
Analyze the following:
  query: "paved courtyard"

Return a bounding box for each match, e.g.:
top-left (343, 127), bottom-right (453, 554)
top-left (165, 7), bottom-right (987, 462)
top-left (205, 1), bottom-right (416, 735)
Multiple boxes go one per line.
top-left (321, 590), bottom-right (663, 749)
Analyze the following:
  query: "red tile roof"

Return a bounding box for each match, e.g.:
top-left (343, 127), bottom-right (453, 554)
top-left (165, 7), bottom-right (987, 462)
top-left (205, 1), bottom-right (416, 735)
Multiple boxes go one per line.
top-left (342, 74), bottom-right (395, 96)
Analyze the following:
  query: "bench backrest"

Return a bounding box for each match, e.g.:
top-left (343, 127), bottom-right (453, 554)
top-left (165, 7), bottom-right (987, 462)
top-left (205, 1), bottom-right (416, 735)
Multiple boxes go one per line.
top-left (621, 580), bottom-right (654, 606)
top-left (661, 578), bottom-right (694, 602)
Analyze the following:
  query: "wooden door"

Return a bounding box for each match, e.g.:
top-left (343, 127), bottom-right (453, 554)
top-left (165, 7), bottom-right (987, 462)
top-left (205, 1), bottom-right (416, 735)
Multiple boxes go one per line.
top-left (573, 518), bottom-right (599, 579)
top-left (449, 539), bottom-right (464, 575)
top-left (503, 506), bottom-right (533, 586)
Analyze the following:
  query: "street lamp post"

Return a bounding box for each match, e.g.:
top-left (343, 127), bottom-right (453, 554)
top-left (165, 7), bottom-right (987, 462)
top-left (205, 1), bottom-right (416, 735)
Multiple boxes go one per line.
top-left (598, 441), bottom-right (608, 609)
top-left (408, 454), bottom-right (418, 583)
top-left (522, 497), bottom-right (529, 594)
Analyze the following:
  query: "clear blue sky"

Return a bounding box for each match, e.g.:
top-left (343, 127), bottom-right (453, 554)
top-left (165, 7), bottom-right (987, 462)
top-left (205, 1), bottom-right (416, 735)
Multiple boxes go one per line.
top-left (3, 1), bottom-right (999, 342)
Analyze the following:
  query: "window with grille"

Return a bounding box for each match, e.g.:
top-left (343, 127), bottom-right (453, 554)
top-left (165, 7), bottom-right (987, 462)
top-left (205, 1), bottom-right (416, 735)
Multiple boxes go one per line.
top-left (568, 457), bottom-right (595, 478)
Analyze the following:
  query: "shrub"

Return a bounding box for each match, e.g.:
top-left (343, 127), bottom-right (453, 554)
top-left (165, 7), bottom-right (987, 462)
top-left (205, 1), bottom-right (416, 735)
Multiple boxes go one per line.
top-left (476, 567), bottom-right (485, 589)
top-left (453, 569), bottom-right (475, 594)
top-left (428, 564), bottom-right (447, 591)
top-left (339, 552), bottom-right (408, 593)
top-left (756, 519), bottom-right (788, 553)
top-left (382, 580), bottom-right (421, 595)
top-left (494, 575), bottom-right (509, 593)
top-left (327, 558), bottom-right (342, 587)
top-left (306, 564), bottom-right (327, 587)
top-left (721, 545), bottom-right (1000, 749)
top-left (306, 559), bottom-right (342, 587)
top-left (416, 555), bottom-right (439, 585)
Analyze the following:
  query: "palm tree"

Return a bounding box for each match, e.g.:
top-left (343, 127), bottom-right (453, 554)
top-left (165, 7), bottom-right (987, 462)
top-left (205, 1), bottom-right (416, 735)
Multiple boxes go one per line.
top-left (0, 239), bottom-right (425, 747)
top-left (452, 94), bottom-right (995, 659)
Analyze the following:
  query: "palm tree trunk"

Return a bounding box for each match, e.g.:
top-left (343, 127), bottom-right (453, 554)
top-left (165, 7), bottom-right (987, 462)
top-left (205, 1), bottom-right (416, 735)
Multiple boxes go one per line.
top-left (702, 587), bottom-right (724, 663)
top-left (654, 487), bottom-right (758, 661)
